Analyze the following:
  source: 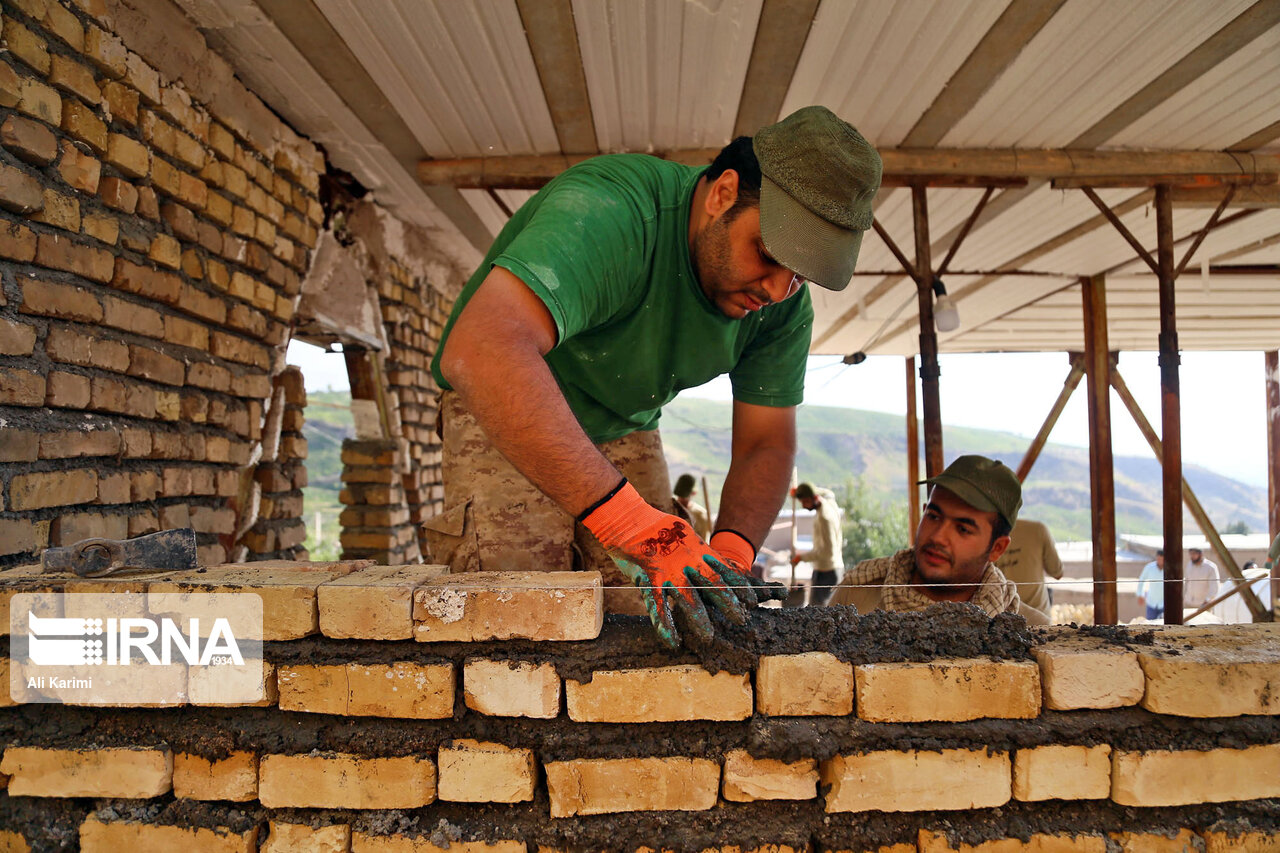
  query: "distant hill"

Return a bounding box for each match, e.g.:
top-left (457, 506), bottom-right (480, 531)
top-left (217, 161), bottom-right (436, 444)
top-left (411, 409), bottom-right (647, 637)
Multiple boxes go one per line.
top-left (660, 397), bottom-right (1265, 542)
top-left (298, 392), bottom-right (1266, 542)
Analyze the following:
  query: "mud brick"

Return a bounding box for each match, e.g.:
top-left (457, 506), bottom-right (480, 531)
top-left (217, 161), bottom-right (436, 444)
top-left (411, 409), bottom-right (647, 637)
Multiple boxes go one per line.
top-left (59, 98), bottom-right (107, 154)
top-left (231, 369), bottom-right (272, 399)
top-left (83, 212), bottom-right (117, 244)
top-left (855, 659), bottom-right (1040, 722)
top-left (9, 467), bottom-right (97, 510)
top-left (2, 18), bottom-right (50, 74)
top-left (15, 76), bottom-right (61, 125)
top-left (148, 232), bottom-right (180, 269)
top-left (757, 652), bottom-right (854, 716)
top-left (0, 57), bottom-right (16, 107)
top-left (123, 51), bottom-right (160, 104)
top-left (90, 373), bottom-right (154, 416)
top-left (96, 470), bottom-right (130, 504)
top-left (165, 314), bottom-right (210, 350)
top-left (2, 114), bottom-right (58, 164)
top-left (157, 200), bottom-right (197, 240)
top-left (149, 565), bottom-right (346, 640)
top-left (84, 24), bottom-right (127, 78)
top-left (49, 55), bottom-right (98, 105)
top-left (255, 464), bottom-right (292, 492)
top-left (135, 184), bottom-right (159, 220)
top-left (262, 823), bottom-right (350, 853)
top-left (172, 131), bottom-right (204, 171)
top-left (30, 187), bottom-right (80, 231)
top-left (720, 749), bottom-right (818, 803)
top-left (353, 836), bottom-right (525, 853)
top-left (917, 830), bottom-right (1105, 853)
top-left (545, 756), bottom-right (719, 817)
top-left (41, 2), bottom-right (84, 50)
top-left (113, 254), bottom-right (182, 302)
top-left (346, 662), bottom-right (454, 719)
top-left (123, 427), bottom-right (152, 458)
top-left (821, 749), bottom-right (1011, 813)
top-left (150, 155), bottom-right (182, 197)
top-left (0, 220), bottom-right (36, 260)
top-left (1137, 624), bottom-right (1280, 717)
top-left (0, 747), bottom-right (171, 797)
top-left (162, 465), bottom-right (194, 496)
top-left (186, 361), bottom-right (230, 392)
top-left (0, 161), bottom-right (43, 214)
top-left (413, 571), bottom-right (602, 642)
top-left (463, 659), bottom-right (560, 719)
top-left (178, 170), bottom-right (207, 210)
top-left (317, 564), bottom-right (448, 640)
top-left (106, 132), bottom-right (149, 178)
top-left (1032, 632), bottom-right (1145, 710)
top-left (155, 388), bottom-right (180, 419)
top-left (1203, 830), bottom-right (1280, 852)
top-left (51, 510), bottom-right (128, 544)
top-left (173, 751), bottom-right (257, 801)
top-left (216, 467), bottom-right (239, 496)
top-left (183, 286), bottom-right (227, 324)
top-left (0, 518), bottom-right (46, 555)
top-left (101, 294), bottom-right (162, 339)
top-left (259, 753), bottom-right (436, 809)
top-left (1111, 743), bottom-right (1280, 806)
top-left (101, 79), bottom-right (138, 126)
top-left (79, 817), bottom-right (258, 853)
top-left (119, 217), bottom-right (150, 253)
top-left (0, 316), bottom-right (36, 355)
top-left (276, 520), bottom-right (306, 550)
top-left (189, 505), bottom-right (235, 535)
top-left (250, 279), bottom-right (275, 312)
top-left (128, 509), bottom-right (159, 537)
top-left (46, 370), bottom-right (90, 407)
top-left (55, 140), bottom-right (101, 195)
top-left (208, 122), bottom-right (234, 159)
top-left (38, 426), bottom-right (122, 458)
top-left (189, 466), bottom-right (216, 495)
top-left (567, 665), bottom-right (752, 723)
top-left (221, 162), bottom-right (248, 198)
top-left (1012, 744), bottom-right (1111, 803)
top-left (437, 739), bottom-right (535, 804)
top-left (98, 176), bottom-right (137, 214)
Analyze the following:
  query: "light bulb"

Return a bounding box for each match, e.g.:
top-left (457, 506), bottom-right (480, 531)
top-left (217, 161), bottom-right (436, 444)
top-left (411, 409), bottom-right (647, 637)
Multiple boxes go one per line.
top-left (934, 294), bottom-right (960, 332)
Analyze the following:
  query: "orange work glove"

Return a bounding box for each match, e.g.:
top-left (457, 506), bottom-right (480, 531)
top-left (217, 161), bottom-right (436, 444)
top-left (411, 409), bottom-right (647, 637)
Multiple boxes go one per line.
top-left (580, 480), bottom-right (784, 649)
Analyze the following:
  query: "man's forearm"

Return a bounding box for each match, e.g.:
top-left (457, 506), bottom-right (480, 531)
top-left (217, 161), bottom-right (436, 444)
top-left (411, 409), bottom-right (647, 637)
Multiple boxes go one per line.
top-left (715, 442), bottom-right (794, 548)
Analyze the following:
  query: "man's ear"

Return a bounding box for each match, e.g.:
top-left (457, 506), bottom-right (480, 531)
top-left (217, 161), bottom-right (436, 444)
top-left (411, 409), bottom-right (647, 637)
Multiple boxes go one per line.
top-left (987, 535), bottom-right (1012, 563)
top-left (704, 169), bottom-right (740, 217)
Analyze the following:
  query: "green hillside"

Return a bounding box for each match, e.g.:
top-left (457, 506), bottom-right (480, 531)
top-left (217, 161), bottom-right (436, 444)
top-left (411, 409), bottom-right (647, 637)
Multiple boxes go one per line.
top-left (299, 392), bottom-right (1265, 544)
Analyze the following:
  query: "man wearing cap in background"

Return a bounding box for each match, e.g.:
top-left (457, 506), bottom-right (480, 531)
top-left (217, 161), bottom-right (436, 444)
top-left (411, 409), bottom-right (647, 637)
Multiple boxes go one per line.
top-left (831, 455), bottom-right (1049, 624)
top-left (429, 106), bottom-right (882, 649)
top-left (790, 482), bottom-right (845, 606)
top-left (672, 473), bottom-right (712, 541)
top-left (995, 518), bottom-right (1063, 618)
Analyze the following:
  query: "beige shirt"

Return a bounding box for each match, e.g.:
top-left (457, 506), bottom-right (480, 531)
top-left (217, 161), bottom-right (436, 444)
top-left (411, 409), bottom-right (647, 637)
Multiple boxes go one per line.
top-left (995, 519), bottom-right (1063, 616)
top-left (796, 488), bottom-right (844, 572)
top-left (685, 500), bottom-right (711, 542)
top-left (1183, 557), bottom-right (1221, 609)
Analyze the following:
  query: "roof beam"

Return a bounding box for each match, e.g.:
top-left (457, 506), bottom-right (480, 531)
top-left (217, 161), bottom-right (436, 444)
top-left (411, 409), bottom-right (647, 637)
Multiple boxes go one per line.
top-left (515, 0), bottom-right (598, 154)
top-left (1229, 118), bottom-right (1280, 153)
top-left (732, 0), bottom-right (822, 137)
top-left (901, 0), bottom-right (1068, 147)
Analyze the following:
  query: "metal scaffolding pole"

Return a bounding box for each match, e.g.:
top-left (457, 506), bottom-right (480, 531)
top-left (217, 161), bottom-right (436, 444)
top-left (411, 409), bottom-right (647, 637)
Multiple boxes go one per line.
top-left (906, 356), bottom-right (920, 541)
top-left (1081, 275), bottom-right (1117, 625)
top-left (1155, 184), bottom-right (1184, 624)
top-left (913, 185), bottom-right (944, 478)
top-left (1266, 350), bottom-right (1279, 613)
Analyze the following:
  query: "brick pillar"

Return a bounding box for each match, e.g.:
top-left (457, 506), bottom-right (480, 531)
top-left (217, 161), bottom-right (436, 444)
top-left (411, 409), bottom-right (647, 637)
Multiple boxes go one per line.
top-left (339, 438), bottom-right (420, 563)
top-left (244, 367), bottom-right (308, 559)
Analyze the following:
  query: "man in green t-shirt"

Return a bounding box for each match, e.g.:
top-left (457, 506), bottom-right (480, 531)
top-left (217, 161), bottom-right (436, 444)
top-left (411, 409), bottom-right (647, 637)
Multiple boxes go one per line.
top-left (427, 106), bottom-right (881, 649)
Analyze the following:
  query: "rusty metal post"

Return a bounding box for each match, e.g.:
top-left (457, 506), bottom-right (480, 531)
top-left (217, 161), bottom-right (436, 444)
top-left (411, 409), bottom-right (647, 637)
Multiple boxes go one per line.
top-left (1156, 184), bottom-right (1184, 624)
top-left (1267, 351), bottom-right (1279, 613)
top-left (1081, 275), bottom-right (1117, 625)
top-left (906, 356), bottom-right (920, 541)
top-left (913, 185), bottom-right (944, 478)
top-left (1017, 353), bottom-right (1085, 482)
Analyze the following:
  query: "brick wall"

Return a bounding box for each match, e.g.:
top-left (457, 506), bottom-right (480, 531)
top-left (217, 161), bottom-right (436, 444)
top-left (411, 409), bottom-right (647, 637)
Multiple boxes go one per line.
top-left (1, 565), bottom-right (1278, 851)
top-left (0, 0), bottom-right (323, 568)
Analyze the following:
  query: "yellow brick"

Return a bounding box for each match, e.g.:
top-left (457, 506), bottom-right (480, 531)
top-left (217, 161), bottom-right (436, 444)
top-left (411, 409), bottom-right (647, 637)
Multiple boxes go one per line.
top-left (1108, 829), bottom-right (1201, 853)
top-left (277, 664), bottom-right (347, 715)
top-left (1012, 744), bottom-right (1111, 801)
top-left (413, 571), bottom-right (602, 642)
top-left (262, 823), bottom-right (351, 853)
top-left (917, 829), bottom-right (1107, 852)
top-left (0, 747), bottom-right (171, 797)
top-left (352, 835), bottom-right (524, 853)
top-left (318, 564), bottom-right (448, 640)
top-left (545, 756), bottom-right (719, 817)
top-left (721, 749), bottom-right (817, 802)
top-left (0, 829), bottom-right (29, 852)
top-left (148, 565), bottom-right (344, 640)
top-left (566, 665), bottom-right (751, 722)
top-left (1032, 636), bottom-right (1144, 710)
top-left (820, 749), bottom-right (1011, 813)
top-left (1203, 830), bottom-right (1280, 852)
top-left (1138, 624), bottom-right (1280, 717)
top-left (278, 662), bottom-right (454, 719)
top-left (437, 739), bottom-right (536, 803)
top-left (259, 753), bottom-right (436, 809)
top-left (188, 659), bottom-right (276, 707)
top-left (756, 652), bottom-right (853, 716)
top-left (80, 817), bottom-right (258, 853)
top-left (463, 659), bottom-right (560, 719)
top-left (172, 750), bottom-right (258, 801)
top-left (856, 659), bottom-right (1040, 722)
top-left (1111, 743), bottom-right (1280, 806)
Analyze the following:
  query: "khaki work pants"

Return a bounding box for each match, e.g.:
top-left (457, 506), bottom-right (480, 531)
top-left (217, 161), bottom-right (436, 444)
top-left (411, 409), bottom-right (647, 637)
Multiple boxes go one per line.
top-left (423, 390), bottom-right (672, 614)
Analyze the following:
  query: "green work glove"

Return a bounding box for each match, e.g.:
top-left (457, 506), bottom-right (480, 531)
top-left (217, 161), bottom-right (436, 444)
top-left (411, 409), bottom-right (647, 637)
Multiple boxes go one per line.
top-left (580, 480), bottom-right (785, 649)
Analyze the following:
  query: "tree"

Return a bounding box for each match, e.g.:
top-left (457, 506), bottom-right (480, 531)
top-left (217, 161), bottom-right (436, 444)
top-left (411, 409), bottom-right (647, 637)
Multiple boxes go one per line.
top-left (1223, 519), bottom-right (1250, 535)
top-left (833, 477), bottom-right (911, 567)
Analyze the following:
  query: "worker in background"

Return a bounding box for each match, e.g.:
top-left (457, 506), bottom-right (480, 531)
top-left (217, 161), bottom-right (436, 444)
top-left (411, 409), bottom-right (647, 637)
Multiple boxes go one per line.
top-left (1183, 545), bottom-right (1221, 610)
top-left (427, 106), bottom-right (882, 649)
top-left (790, 482), bottom-right (844, 605)
top-left (831, 455), bottom-right (1049, 624)
top-left (672, 473), bottom-right (712, 541)
top-left (995, 518), bottom-right (1063, 618)
top-left (1135, 549), bottom-right (1165, 621)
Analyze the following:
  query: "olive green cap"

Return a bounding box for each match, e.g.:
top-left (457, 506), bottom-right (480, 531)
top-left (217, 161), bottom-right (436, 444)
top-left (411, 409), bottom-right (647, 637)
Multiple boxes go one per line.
top-left (922, 455), bottom-right (1022, 530)
top-left (753, 106), bottom-right (882, 292)
top-left (674, 473), bottom-right (696, 498)
top-left (793, 482), bottom-right (816, 500)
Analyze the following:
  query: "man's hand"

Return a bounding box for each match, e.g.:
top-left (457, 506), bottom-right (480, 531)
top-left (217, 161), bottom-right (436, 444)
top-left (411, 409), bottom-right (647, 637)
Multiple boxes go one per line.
top-left (582, 481), bottom-right (785, 649)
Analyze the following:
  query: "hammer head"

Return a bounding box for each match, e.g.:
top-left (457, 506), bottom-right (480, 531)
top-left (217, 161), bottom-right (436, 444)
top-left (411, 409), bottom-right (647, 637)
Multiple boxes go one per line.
top-left (41, 528), bottom-right (199, 577)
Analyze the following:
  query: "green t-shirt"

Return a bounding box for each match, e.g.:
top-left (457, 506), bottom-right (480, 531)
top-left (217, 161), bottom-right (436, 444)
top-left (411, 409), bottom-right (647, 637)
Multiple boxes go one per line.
top-left (431, 154), bottom-right (813, 443)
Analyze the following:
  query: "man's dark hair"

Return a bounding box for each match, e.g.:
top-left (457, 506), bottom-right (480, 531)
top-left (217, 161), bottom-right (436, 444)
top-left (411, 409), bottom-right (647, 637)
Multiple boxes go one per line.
top-left (705, 136), bottom-right (762, 221)
top-left (989, 516), bottom-right (1013, 550)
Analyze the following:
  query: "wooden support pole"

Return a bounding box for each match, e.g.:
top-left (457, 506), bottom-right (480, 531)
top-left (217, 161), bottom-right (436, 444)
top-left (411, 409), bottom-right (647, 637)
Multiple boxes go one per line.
top-left (906, 356), bottom-right (920, 541)
top-left (913, 185), bottom-right (944, 478)
top-left (1267, 350), bottom-right (1280, 613)
top-left (1081, 275), bottom-right (1117, 625)
top-left (1017, 352), bottom-right (1085, 482)
top-left (1155, 184), bottom-right (1184, 624)
top-left (1109, 370), bottom-right (1270, 622)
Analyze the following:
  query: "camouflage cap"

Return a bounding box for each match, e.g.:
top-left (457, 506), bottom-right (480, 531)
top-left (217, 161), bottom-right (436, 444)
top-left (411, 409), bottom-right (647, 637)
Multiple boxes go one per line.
top-left (922, 455), bottom-right (1022, 530)
top-left (753, 106), bottom-right (882, 292)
